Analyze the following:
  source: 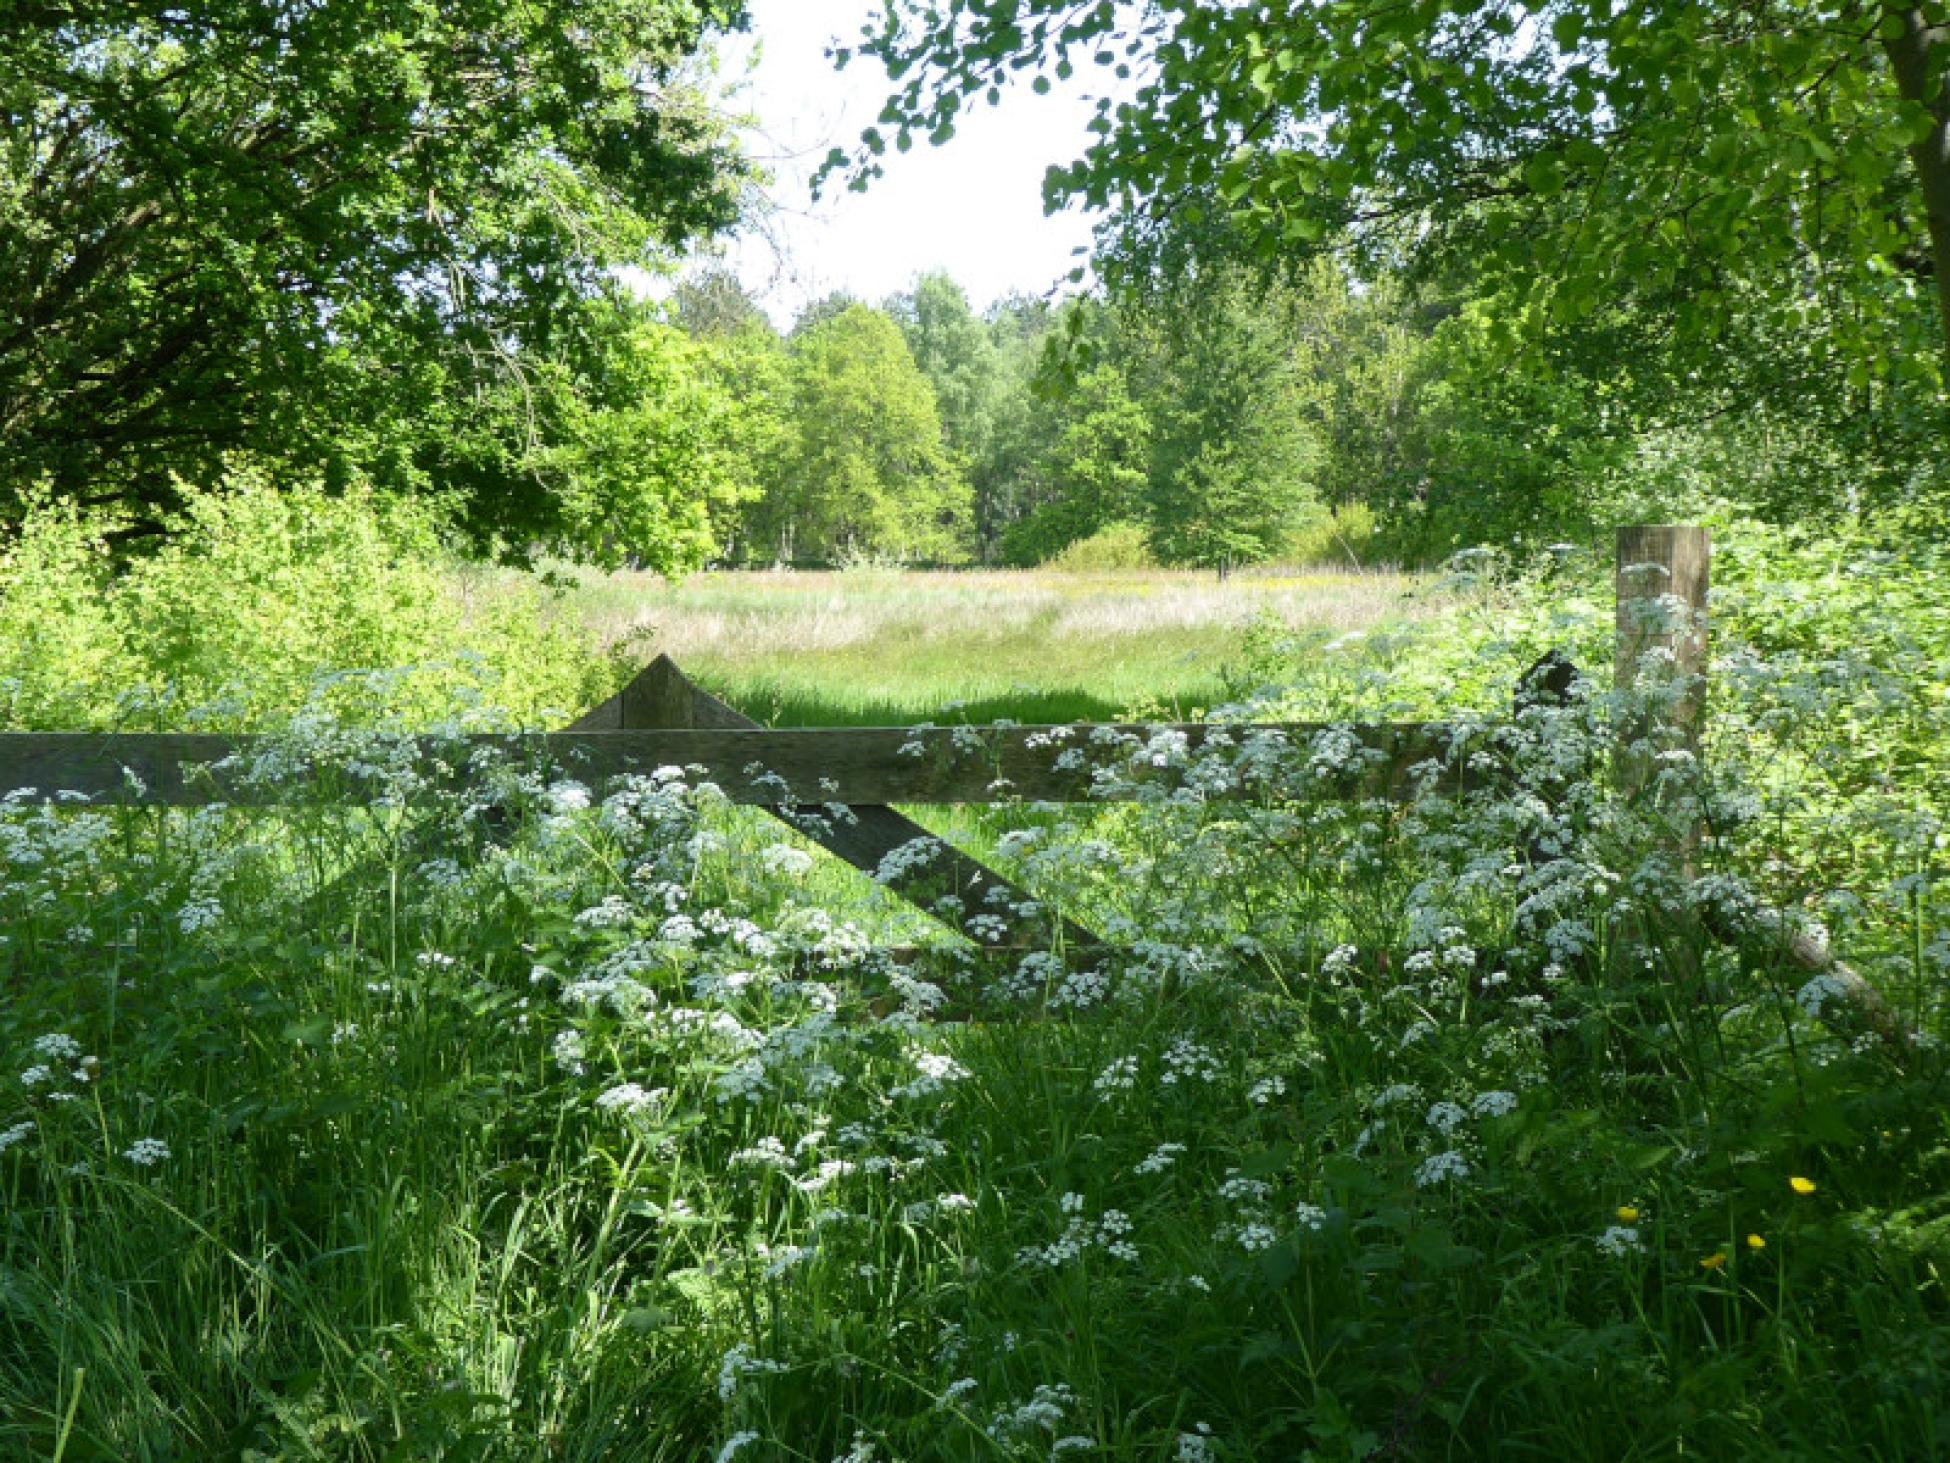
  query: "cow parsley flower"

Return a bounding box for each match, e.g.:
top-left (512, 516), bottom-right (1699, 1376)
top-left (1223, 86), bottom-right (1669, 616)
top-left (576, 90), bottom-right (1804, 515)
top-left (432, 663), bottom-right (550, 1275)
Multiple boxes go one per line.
top-left (1414, 1151), bottom-right (1471, 1187)
top-left (1093, 1056), bottom-right (1138, 1094)
top-left (717, 1344), bottom-right (788, 1401)
top-left (123, 1138), bottom-right (170, 1167)
top-left (1470, 1090), bottom-right (1518, 1118)
top-left (595, 1083), bottom-right (667, 1116)
top-left (1425, 1101), bottom-right (1468, 1136)
top-left (178, 897), bottom-right (223, 934)
top-left (1233, 1222), bottom-right (1277, 1253)
top-left (1595, 1225), bottom-right (1643, 1257)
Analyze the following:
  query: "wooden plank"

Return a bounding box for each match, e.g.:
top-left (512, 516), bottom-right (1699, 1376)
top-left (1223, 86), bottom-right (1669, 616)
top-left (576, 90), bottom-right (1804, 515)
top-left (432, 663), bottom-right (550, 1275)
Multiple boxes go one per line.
top-left (0, 720), bottom-right (1462, 808)
top-left (629, 655), bottom-right (1100, 954)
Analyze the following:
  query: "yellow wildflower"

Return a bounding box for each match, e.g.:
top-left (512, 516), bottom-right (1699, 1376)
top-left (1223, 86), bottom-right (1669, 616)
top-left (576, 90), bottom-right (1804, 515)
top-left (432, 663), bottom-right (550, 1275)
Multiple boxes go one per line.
top-left (1746, 1234), bottom-right (1766, 1251)
top-left (1700, 1251), bottom-right (1727, 1271)
top-left (1789, 1176), bottom-right (1816, 1196)
top-left (1616, 1206), bottom-right (1641, 1223)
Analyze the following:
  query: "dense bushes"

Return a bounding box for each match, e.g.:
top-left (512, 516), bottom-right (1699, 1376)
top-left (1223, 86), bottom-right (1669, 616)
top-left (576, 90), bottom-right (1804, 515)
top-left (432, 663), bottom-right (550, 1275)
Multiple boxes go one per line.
top-left (0, 477), bottom-right (613, 731)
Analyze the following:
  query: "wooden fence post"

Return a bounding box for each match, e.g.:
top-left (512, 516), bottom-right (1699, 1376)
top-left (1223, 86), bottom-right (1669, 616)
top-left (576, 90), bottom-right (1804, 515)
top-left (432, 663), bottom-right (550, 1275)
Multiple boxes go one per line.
top-left (1614, 524), bottom-right (1710, 800)
top-left (1613, 526), bottom-right (1709, 978)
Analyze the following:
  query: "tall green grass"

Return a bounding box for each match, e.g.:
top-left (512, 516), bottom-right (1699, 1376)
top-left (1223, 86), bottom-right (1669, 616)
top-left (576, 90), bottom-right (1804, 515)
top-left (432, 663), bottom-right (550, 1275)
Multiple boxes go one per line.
top-left (0, 500), bottom-right (1945, 1460)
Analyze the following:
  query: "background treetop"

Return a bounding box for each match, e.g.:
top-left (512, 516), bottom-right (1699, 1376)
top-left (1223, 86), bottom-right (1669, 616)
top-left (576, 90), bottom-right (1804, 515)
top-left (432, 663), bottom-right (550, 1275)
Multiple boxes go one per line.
top-left (2, 0), bottom-right (753, 561)
top-left (836, 1), bottom-right (1950, 380)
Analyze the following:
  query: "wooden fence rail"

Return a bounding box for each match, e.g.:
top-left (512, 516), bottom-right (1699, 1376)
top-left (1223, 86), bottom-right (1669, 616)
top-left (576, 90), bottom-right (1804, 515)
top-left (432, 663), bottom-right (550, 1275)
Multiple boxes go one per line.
top-left (0, 525), bottom-right (1728, 964)
top-left (0, 720), bottom-right (1458, 810)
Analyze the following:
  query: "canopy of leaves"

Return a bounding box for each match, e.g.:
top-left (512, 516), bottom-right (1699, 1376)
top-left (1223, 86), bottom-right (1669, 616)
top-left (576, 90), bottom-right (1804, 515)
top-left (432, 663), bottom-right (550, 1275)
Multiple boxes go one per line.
top-left (743, 304), bottom-right (971, 564)
top-left (2, 0), bottom-right (752, 565)
top-left (840, 1), bottom-right (1950, 386)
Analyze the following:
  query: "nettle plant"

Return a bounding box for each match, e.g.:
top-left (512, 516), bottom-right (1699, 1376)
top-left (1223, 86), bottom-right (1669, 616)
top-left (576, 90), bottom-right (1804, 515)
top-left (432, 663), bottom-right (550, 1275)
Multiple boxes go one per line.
top-left (0, 575), bottom-right (1945, 1458)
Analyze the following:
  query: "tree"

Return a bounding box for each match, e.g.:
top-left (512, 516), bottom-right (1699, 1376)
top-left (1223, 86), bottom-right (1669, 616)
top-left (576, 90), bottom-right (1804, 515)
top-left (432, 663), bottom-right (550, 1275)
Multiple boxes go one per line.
top-left (2, 0), bottom-right (753, 565)
top-left (746, 304), bottom-right (971, 563)
top-left (430, 299), bottom-right (769, 575)
top-left (839, 1), bottom-right (1950, 384)
top-left (886, 272), bottom-right (1004, 462)
top-left (886, 272), bottom-right (1017, 557)
top-left (1131, 275), bottom-right (1321, 569)
top-left (1000, 363), bottom-right (1151, 564)
top-left (673, 269), bottom-right (774, 340)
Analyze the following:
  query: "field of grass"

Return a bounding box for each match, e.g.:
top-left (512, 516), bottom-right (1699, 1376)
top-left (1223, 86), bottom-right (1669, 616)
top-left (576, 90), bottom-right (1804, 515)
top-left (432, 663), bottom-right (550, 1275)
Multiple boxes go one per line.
top-left (462, 564), bottom-right (1433, 726)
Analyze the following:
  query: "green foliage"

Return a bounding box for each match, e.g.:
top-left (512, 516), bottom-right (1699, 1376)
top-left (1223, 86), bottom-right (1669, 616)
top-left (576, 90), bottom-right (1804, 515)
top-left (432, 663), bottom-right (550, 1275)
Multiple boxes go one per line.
top-left (744, 304), bottom-right (972, 564)
top-left (842, 0), bottom-right (1950, 387)
top-left (435, 303), bottom-right (768, 573)
top-left (1280, 502), bottom-right (1378, 567)
top-left (1001, 365), bottom-right (1153, 565)
top-left (1, 0), bottom-right (753, 566)
top-left (1136, 279), bottom-right (1323, 569)
top-left (0, 525), bottom-right (1945, 1458)
top-left (1039, 520), bottom-right (1157, 572)
top-left (673, 269), bottom-right (775, 340)
top-left (888, 272), bottom-right (1007, 471)
top-left (0, 476), bottom-right (608, 730)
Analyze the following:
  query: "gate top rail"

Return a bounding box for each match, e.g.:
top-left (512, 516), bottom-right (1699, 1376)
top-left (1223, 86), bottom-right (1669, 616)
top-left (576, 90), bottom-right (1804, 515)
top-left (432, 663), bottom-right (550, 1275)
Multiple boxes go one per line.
top-left (0, 720), bottom-right (1467, 808)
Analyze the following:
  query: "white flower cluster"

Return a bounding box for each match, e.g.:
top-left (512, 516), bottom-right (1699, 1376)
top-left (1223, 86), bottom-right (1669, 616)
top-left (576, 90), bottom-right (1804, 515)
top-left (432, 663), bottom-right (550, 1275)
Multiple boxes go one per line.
top-left (594, 1083), bottom-right (667, 1116)
top-left (1093, 1056), bottom-right (1139, 1094)
top-left (124, 1137), bottom-right (170, 1167)
top-left (1414, 1150), bottom-right (1471, 1188)
top-left (1594, 1225), bottom-right (1643, 1257)
top-left (1160, 1037), bottom-right (1221, 1086)
top-left (716, 1343), bottom-right (788, 1401)
top-left (989, 1382), bottom-right (1078, 1441)
top-left (1134, 1142), bottom-right (1186, 1176)
top-left (1016, 1194), bottom-right (1138, 1268)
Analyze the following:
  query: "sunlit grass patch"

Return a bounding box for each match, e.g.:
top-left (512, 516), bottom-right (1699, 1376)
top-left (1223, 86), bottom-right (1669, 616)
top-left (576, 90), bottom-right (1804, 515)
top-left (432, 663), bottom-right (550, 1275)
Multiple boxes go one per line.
top-left (461, 563), bottom-right (1435, 726)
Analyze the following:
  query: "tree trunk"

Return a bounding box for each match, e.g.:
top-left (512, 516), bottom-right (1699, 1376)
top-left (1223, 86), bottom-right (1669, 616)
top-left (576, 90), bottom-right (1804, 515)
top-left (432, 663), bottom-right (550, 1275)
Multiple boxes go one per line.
top-left (1884, 7), bottom-right (1950, 374)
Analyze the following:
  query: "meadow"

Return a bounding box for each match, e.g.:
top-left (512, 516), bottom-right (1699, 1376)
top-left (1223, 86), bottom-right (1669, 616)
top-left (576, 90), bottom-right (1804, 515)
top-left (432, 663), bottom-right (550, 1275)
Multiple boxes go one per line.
top-left (464, 563), bottom-right (1432, 727)
top-left (1, 492), bottom-right (1947, 1461)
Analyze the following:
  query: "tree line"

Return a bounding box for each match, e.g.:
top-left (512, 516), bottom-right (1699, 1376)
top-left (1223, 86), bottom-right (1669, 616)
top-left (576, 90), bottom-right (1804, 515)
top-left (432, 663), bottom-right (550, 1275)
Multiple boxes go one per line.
top-left (6, 1), bottom-right (1945, 576)
top-left (671, 239), bottom-right (1949, 570)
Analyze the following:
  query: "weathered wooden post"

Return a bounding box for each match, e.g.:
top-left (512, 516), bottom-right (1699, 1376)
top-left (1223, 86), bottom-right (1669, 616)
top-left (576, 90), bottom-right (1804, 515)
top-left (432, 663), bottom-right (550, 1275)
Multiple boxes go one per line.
top-left (1613, 525), bottom-right (1710, 978)
top-left (1613, 524), bottom-right (1710, 801)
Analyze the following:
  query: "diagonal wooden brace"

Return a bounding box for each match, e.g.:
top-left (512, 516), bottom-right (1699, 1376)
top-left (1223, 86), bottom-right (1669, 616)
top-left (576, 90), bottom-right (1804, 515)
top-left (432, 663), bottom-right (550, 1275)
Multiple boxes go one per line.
top-left (572, 656), bottom-right (1098, 955)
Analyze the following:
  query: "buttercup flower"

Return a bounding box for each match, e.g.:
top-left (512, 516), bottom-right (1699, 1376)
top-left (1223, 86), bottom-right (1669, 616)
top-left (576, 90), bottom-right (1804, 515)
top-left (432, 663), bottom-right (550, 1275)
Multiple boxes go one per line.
top-left (1790, 1176), bottom-right (1817, 1196)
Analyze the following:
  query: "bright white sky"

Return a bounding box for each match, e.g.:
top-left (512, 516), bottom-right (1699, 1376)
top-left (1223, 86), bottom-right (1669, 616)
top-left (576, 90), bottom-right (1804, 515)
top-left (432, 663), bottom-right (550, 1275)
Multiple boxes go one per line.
top-left (701, 0), bottom-right (1111, 326)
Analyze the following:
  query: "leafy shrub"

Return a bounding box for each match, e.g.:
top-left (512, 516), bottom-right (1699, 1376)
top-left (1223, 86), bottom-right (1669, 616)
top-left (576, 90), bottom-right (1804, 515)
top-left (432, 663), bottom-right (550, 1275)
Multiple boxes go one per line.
top-left (0, 472), bottom-right (613, 730)
top-left (1041, 520), bottom-right (1157, 572)
top-left (1279, 502), bottom-right (1379, 567)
